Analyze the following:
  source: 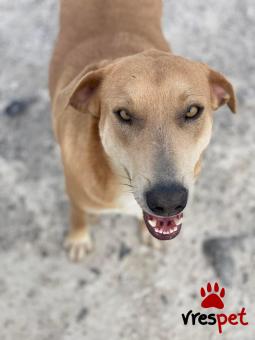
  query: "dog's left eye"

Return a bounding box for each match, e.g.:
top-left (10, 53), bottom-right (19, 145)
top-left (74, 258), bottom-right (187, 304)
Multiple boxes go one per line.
top-left (113, 109), bottom-right (132, 123)
top-left (185, 105), bottom-right (204, 120)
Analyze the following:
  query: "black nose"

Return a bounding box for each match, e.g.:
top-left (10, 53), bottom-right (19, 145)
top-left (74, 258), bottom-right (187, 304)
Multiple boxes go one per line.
top-left (145, 182), bottom-right (188, 216)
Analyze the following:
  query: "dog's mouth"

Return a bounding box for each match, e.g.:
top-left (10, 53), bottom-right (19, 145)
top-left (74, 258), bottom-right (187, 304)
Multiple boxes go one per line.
top-left (143, 211), bottom-right (183, 240)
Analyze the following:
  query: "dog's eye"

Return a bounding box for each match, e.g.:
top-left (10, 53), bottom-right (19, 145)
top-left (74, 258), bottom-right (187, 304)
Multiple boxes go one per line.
top-left (114, 109), bottom-right (132, 123)
top-left (185, 105), bottom-right (204, 120)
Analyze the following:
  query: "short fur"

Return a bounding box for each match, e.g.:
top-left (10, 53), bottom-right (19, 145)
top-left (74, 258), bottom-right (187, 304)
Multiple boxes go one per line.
top-left (49, 0), bottom-right (236, 261)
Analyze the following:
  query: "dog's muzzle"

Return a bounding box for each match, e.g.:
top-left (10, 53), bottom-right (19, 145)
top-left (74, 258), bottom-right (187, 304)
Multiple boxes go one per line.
top-left (143, 181), bottom-right (187, 240)
top-left (143, 211), bottom-right (183, 240)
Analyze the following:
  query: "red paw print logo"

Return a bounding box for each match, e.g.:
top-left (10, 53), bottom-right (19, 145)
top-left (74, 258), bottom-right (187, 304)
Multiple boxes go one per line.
top-left (200, 282), bottom-right (225, 309)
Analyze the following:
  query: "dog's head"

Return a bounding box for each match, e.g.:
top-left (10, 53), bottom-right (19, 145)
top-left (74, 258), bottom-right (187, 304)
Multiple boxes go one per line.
top-left (68, 50), bottom-right (236, 240)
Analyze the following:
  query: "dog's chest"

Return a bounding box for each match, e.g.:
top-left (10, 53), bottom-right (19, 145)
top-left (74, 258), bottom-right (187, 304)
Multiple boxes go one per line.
top-left (90, 192), bottom-right (142, 219)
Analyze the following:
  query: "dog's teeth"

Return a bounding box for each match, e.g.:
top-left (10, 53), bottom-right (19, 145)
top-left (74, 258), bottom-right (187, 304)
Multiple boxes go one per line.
top-left (149, 218), bottom-right (156, 227)
top-left (174, 226), bottom-right (177, 232)
top-left (175, 217), bottom-right (183, 225)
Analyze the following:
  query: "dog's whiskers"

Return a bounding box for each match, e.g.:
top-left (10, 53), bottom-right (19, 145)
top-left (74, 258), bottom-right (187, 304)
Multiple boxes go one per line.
top-left (120, 188), bottom-right (135, 195)
top-left (120, 182), bottom-right (134, 188)
top-left (122, 165), bottom-right (132, 184)
top-left (143, 174), bottom-right (151, 186)
top-left (118, 174), bottom-right (130, 180)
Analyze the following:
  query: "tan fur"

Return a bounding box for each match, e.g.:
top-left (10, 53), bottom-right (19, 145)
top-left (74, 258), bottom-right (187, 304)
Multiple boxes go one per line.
top-left (49, 0), bottom-right (236, 261)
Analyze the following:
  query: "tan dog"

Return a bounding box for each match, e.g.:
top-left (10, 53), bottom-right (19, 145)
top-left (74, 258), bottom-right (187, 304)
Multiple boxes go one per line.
top-left (49, 0), bottom-right (236, 261)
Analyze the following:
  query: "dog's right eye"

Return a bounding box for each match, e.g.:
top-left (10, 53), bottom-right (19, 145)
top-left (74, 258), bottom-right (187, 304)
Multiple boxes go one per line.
top-left (113, 109), bottom-right (132, 124)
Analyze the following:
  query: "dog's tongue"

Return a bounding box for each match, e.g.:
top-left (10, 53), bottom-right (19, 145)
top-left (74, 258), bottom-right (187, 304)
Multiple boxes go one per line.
top-left (143, 211), bottom-right (183, 240)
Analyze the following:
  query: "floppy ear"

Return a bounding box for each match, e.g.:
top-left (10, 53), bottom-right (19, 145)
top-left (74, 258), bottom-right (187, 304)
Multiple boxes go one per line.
top-left (208, 69), bottom-right (237, 113)
top-left (67, 60), bottom-right (111, 116)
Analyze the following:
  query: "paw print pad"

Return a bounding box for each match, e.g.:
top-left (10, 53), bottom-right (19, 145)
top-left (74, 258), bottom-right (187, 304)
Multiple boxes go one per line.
top-left (200, 282), bottom-right (225, 309)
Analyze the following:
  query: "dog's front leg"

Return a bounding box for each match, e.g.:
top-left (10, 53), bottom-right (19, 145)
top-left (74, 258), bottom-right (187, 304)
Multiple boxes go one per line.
top-left (64, 203), bottom-right (93, 261)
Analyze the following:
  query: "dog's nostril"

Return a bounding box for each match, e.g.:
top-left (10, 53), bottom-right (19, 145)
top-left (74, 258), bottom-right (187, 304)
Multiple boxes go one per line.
top-left (175, 205), bottom-right (183, 211)
top-left (155, 206), bottom-right (164, 213)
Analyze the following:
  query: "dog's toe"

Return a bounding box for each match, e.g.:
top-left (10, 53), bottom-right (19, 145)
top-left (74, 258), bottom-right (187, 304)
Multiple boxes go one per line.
top-left (64, 230), bottom-right (93, 262)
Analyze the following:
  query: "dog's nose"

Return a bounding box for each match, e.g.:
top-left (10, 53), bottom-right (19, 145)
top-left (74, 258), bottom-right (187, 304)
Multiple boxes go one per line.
top-left (145, 182), bottom-right (188, 216)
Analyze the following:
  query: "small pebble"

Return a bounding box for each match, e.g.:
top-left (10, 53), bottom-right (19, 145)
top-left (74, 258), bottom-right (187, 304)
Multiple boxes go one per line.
top-left (4, 100), bottom-right (28, 117)
top-left (3, 97), bottom-right (36, 117)
top-left (76, 307), bottom-right (88, 322)
top-left (90, 267), bottom-right (101, 276)
top-left (119, 242), bottom-right (131, 260)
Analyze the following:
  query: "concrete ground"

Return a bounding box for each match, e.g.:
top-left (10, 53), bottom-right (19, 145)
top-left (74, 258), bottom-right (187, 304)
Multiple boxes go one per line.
top-left (0, 0), bottom-right (255, 339)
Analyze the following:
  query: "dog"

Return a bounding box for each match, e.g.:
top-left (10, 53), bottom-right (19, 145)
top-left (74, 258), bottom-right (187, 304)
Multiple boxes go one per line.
top-left (49, 0), bottom-right (236, 261)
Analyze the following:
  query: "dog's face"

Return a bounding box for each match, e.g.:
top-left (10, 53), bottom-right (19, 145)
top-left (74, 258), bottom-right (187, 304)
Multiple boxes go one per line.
top-left (69, 50), bottom-right (236, 240)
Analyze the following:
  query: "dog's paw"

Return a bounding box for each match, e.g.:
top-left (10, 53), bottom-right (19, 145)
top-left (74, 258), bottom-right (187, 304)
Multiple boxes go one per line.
top-left (64, 230), bottom-right (93, 262)
top-left (140, 224), bottom-right (162, 250)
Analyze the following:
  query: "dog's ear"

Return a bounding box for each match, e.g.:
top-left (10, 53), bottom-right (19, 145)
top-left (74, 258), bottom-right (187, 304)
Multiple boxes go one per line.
top-left (207, 68), bottom-right (237, 113)
top-left (67, 60), bottom-right (111, 116)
